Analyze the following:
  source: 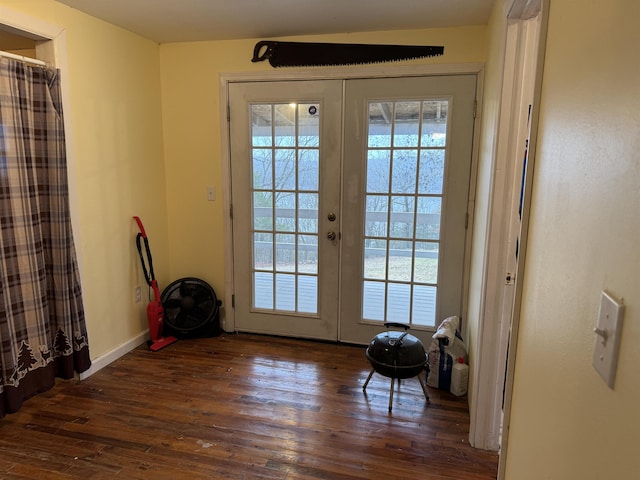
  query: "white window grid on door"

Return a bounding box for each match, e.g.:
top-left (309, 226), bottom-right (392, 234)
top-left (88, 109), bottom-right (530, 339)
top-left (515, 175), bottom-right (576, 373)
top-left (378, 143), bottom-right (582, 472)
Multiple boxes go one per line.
top-left (250, 102), bottom-right (321, 315)
top-left (362, 98), bottom-right (450, 328)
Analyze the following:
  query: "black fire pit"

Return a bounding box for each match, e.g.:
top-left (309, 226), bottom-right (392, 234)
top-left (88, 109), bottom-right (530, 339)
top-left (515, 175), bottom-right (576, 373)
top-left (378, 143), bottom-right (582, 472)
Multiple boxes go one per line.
top-left (363, 322), bottom-right (430, 412)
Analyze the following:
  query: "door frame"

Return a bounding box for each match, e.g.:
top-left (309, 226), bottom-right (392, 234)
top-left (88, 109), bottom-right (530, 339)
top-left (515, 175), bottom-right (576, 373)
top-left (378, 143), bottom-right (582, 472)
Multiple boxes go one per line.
top-left (467, 0), bottom-right (549, 461)
top-left (219, 62), bottom-right (484, 338)
top-left (496, 2), bottom-right (549, 476)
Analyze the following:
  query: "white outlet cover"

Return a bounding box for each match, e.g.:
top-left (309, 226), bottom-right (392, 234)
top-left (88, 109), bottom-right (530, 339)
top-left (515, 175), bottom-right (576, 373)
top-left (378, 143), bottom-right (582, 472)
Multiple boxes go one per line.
top-left (592, 291), bottom-right (625, 389)
top-left (134, 285), bottom-right (142, 303)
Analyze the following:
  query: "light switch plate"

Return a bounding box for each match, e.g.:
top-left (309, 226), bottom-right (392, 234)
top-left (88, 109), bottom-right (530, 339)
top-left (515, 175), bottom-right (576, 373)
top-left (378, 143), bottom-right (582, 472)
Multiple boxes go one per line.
top-left (592, 290), bottom-right (625, 389)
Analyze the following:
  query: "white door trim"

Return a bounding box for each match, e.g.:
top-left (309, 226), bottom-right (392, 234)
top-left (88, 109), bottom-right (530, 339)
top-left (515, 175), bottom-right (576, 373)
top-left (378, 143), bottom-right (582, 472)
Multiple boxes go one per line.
top-left (470, 15), bottom-right (542, 451)
top-left (467, 0), bottom-right (549, 460)
top-left (497, 1), bottom-right (549, 476)
top-left (219, 63), bottom-right (484, 334)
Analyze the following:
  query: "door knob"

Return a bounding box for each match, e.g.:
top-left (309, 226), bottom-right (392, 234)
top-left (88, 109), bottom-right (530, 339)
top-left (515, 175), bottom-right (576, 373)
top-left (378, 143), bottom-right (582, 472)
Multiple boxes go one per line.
top-left (327, 231), bottom-right (337, 241)
top-left (327, 212), bottom-right (336, 222)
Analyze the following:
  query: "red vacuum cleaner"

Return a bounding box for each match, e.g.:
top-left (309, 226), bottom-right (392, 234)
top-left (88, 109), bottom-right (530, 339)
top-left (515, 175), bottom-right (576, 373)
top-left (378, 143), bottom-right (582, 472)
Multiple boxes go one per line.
top-left (134, 216), bottom-right (178, 351)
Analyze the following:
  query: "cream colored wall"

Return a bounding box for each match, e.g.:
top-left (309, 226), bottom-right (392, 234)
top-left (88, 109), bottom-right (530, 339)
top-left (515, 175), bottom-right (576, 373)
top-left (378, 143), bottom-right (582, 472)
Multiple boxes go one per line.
top-left (159, 26), bottom-right (488, 325)
top-left (1, 1), bottom-right (168, 359)
top-left (504, 0), bottom-right (640, 478)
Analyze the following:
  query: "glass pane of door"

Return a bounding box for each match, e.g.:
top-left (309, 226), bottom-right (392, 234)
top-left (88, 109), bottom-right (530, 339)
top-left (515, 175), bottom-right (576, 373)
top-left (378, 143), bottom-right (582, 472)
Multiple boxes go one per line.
top-left (362, 99), bottom-right (448, 327)
top-left (251, 103), bottom-right (320, 313)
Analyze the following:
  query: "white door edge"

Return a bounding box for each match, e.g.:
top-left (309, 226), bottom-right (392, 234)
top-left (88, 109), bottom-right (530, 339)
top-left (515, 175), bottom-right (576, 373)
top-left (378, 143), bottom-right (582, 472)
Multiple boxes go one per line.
top-left (468, 0), bottom-right (548, 462)
top-left (497, 2), bottom-right (549, 477)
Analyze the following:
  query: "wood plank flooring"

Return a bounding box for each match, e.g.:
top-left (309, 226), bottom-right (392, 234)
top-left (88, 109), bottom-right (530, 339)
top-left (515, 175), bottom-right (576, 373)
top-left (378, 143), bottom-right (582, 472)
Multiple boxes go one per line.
top-left (0, 333), bottom-right (498, 479)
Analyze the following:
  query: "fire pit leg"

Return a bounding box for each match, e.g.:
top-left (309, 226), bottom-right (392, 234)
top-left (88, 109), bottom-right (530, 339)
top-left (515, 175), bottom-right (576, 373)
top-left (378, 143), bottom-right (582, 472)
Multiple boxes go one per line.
top-left (388, 377), bottom-right (395, 412)
top-left (362, 369), bottom-right (375, 391)
top-left (418, 374), bottom-right (430, 404)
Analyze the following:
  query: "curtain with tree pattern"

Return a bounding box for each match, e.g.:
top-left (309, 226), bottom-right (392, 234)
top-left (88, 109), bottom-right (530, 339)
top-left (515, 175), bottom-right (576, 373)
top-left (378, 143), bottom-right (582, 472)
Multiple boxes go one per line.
top-left (0, 56), bottom-right (90, 418)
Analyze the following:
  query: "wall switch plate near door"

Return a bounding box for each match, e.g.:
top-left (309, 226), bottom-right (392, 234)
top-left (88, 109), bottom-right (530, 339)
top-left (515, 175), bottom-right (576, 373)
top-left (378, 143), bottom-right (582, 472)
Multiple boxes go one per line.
top-left (592, 290), bottom-right (625, 389)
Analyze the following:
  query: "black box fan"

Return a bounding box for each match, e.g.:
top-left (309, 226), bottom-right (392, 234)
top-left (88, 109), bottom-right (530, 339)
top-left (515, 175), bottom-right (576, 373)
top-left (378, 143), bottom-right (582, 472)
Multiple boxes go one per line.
top-left (161, 277), bottom-right (222, 338)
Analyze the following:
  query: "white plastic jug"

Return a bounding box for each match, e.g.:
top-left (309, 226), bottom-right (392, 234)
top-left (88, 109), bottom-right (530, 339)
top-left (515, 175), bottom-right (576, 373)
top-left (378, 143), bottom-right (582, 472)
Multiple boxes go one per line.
top-left (450, 357), bottom-right (469, 396)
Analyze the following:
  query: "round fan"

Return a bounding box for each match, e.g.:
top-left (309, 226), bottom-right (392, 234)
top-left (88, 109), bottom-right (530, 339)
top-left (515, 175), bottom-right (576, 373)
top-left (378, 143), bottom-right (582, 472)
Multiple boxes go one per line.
top-left (160, 277), bottom-right (222, 338)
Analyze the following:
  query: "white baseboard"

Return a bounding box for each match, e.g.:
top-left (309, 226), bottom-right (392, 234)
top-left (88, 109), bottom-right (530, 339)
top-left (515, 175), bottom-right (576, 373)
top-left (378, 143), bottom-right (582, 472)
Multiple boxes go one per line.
top-left (79, 331), bottom-right (149, 380)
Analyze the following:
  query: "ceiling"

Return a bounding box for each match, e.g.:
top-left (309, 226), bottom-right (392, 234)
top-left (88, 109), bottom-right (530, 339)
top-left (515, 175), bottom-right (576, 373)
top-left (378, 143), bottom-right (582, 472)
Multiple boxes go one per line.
top-left (54, 0), bottom-right (495, 44)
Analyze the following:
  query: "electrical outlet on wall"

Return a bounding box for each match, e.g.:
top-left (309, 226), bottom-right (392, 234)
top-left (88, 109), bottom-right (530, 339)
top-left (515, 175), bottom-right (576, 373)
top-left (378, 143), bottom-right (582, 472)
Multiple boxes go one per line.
top-left (134, 285), bottom-right (142, 304)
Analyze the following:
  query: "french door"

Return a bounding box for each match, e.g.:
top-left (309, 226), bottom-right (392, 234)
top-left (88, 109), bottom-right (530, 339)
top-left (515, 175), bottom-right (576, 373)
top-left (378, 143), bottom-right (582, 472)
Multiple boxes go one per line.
top-left (340, 75), bottom-right (476, 344)
top-left (229, 80), bottom-right (342, 340)
top-left (229, 75), bottom-right (476, 344)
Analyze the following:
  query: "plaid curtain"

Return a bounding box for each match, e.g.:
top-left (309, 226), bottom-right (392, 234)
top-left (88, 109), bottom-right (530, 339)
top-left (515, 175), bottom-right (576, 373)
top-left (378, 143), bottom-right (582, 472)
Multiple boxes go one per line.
top-left (0, 57), bottom-right (91, 418)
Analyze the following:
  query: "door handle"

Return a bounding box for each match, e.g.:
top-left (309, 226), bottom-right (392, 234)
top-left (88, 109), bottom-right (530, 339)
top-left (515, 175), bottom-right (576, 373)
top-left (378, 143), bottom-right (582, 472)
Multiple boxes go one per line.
top-left (327, 231), bottom-right (337, 241)
top-left (327, 212), bottom-right (336, 222)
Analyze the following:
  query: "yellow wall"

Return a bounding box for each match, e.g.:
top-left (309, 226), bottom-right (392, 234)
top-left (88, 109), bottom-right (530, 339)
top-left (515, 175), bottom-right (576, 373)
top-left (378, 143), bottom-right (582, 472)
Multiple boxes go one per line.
top-left (159, 26), bottom-right (488, 323)
top-left (1, 1), bottom-right (169, 359)
top-left (504, 0), bottom-right (640, 477)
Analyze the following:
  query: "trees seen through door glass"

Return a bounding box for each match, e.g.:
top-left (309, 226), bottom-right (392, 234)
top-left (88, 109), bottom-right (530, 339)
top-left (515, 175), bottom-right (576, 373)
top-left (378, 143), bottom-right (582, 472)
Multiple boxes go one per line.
top-left (251, 103), bottom-right (320, 314)
top-left (363, 99), bottom-right (448, 327)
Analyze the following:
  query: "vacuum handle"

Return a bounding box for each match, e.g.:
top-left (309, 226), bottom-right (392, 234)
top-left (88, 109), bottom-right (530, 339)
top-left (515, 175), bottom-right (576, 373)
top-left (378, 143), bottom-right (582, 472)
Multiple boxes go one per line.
top-left (133, 216), bottom-right (147, 237)
top-left (136, 233), bottom-right (155, 285)
top-left (134, 216), bottom-right (156, 286)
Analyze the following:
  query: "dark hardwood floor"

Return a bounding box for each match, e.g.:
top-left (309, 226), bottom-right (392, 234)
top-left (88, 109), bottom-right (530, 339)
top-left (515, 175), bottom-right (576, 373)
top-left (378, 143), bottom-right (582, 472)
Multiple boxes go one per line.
top-left (0, 333), bottom-right (498, 479)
